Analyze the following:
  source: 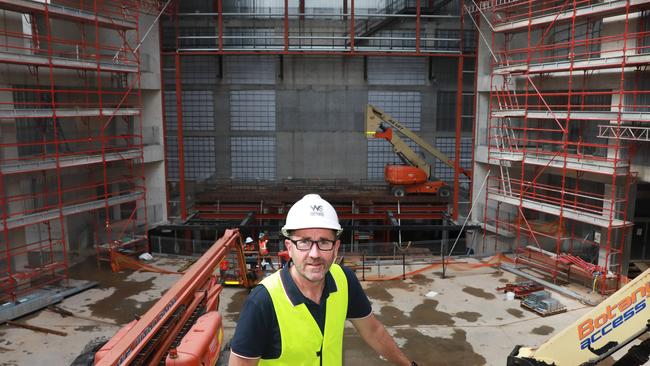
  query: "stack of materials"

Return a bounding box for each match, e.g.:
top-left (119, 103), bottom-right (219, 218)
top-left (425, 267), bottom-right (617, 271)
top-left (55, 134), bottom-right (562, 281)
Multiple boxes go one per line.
top-left (521, 290), bottom-right (566, 316)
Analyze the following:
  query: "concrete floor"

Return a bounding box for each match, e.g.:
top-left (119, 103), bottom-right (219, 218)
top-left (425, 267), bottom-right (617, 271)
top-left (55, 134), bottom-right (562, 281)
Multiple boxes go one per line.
top-left (0, 255), bottom-right (629, 366)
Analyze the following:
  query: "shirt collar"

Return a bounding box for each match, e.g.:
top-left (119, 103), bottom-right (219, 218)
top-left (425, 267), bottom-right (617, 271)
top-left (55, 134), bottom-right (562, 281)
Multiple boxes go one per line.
top-left (280, 264), bottom-right (338, 306)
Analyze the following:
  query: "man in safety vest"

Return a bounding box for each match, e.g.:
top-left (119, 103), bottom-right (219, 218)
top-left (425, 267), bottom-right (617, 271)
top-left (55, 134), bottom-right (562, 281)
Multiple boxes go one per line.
top-left (258, 232), bottom-right (269, 256)
top-left (229, 194), bottom-right (415, 366)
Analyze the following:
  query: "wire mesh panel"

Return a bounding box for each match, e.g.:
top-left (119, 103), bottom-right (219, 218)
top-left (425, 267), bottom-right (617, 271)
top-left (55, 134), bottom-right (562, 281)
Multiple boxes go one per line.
top-left (165, 136), bottom-right (216, 181)
top-left (164, 90), bottom-right (178, 132)
top-left (224, 56), bottom-right (276, 85)
top-left (230, 90), bottom-right (276, 131)
top-left (368, 91), bottom-right (421, 130)
top-left (180, 56), bottom-right (219, 85)
top-left (165, 137), bottom-right (179, 181)
top-left (185, 137), bottom-right (216, 180)
top-left (231, 136), bottom-right (276, 179)
top-left (367, 91), bottom-right (421, 180)
top-left (433, 137), bottom-right (472, 186)
top-left (436, 91), bottom-right (473, 132)
top-left (183, 91), bottom-right (215, 131)
top-left (367, 57), bottom-right (425, 85)
top-left (163, 91), bottom-right (214, 131)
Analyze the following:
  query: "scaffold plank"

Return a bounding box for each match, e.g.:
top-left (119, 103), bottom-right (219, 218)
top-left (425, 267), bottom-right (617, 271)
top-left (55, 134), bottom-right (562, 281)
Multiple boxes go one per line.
top-left (0, 191), bottom-right (144, 231)
top-left (495, 53), bottom-right (650, 75)
top-left (0, 149), bottom-right (141, 175)
top-left (492, 110), bottom-right (650, 122)
top-left (0, 51), bottom-right (138, 73)
top-left (0, 108), bottom-right (140, 119)
top-left (494, 0), bottom-right (650, 32)
top-left (488, 191), bottom-right (632, 228)
top-left (0, 0), bottom-right (136, 29)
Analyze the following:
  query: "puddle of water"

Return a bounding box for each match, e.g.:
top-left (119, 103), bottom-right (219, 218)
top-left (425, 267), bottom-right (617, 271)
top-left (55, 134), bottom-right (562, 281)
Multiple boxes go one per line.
top-left (87, 277), bottom-right (157, 324)
top-left (376, 305), bottom-right (410, 326)
top-left (364, 285), bottom-right (393, 302)
top-left (454, 311), bottom-right (482, 322)
top-left (410, 274), bottom-right (434, 286)
top-left (375, 299), bottom-right (455, 327)
top-left (463, 286), bottom-right (496, 300)
top-left (225, 290), bottom-right (250, 322)
top-left (531, 325), bottom-right (554, 336)
top-left (409, 299), bottom-right (455, 326)
top-left (507, 308), bottom-right (525, 318)
top-left (395, 328), bottom-right (487, 366)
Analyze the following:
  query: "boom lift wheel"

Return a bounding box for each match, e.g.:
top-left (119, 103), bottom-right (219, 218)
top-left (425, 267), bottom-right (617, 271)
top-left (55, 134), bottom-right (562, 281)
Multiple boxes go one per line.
top-left (391, 186), bottom-right (406, 197)
top-left (438, 186), bottom-right (451, 198)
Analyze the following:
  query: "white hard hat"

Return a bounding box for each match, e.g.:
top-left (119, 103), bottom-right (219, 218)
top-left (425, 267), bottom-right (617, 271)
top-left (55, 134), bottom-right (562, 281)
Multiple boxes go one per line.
top-left (281, 194), bottom-right (342, 237)
top-left (245, 237), bottom-right (254, 244)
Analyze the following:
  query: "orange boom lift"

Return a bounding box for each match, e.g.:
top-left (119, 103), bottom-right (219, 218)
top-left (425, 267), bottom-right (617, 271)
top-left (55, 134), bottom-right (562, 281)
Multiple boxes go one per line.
top-left (90, 229), bottom-right (252, 366)
top-left (365, 104), bottom-right (471, 197)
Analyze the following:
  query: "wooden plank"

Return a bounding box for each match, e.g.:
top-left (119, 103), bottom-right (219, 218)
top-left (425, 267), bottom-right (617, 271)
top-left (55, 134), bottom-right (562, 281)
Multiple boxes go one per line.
top-left (520, 302), bottom-right (567, 317)
top-left (5, 320), bottom-right (67, 336)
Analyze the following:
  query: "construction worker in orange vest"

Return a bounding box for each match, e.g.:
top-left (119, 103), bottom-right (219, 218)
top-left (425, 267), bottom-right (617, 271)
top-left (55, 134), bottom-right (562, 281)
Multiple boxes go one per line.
top-left (258, 232), bottom-right (269, 256)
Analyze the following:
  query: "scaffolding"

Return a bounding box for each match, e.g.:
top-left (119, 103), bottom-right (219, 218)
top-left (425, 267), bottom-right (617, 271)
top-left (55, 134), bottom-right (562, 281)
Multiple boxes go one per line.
top-left (0, 0), bottom-right (149, 303)
top-left (475, 0), bottom-right (650, 293)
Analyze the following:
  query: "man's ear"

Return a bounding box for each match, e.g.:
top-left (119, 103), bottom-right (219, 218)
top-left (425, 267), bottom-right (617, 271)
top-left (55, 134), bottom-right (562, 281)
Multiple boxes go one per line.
top-left (284, 239), bottom-right (292, 251)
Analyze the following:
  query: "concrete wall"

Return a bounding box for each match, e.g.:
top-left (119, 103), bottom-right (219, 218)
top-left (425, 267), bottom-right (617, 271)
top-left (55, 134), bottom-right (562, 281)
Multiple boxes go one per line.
top-left (187, 54), bottom-right (462, 183)
top-left (139, 13), bottom-right (167, 225)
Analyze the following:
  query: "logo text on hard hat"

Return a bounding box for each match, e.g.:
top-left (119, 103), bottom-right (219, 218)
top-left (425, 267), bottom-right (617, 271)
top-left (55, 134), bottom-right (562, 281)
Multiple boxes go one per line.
top-left (310, 205), bottom-right (324, 217)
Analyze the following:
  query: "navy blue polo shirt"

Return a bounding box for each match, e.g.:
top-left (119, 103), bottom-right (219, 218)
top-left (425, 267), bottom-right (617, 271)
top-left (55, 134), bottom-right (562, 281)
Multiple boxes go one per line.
top-left (230, 264), bottom-right (372, 359)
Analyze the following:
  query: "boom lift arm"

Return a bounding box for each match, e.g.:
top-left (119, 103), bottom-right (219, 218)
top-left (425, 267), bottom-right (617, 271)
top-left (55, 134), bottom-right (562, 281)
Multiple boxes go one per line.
top-left (92, 229), bottom-right (252, 366)
top-left (508, 268), bottom-right (650, 366)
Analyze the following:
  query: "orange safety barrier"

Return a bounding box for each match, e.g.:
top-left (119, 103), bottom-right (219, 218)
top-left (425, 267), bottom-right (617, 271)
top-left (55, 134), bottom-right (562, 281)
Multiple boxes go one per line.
top-left (363, 253), bottom-right (515, 281)
top-left (110, 251), bottom-right (183, 275)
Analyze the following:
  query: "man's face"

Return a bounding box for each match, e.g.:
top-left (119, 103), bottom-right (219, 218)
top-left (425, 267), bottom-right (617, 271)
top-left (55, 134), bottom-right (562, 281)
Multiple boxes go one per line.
top-left (286, 228), bottom-right (340, 283)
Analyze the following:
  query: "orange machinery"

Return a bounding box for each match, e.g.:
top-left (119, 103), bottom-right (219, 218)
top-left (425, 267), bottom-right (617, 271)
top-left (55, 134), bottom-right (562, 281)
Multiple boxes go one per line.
top-left (93, 229), bottom-right (252, 366)
top-left (365, 104), bottom-right (471, 197)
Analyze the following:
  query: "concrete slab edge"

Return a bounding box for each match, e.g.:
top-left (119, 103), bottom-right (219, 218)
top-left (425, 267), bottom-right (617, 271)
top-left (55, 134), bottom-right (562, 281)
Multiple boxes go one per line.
top-left (0, 280), bottom-right (98, 323)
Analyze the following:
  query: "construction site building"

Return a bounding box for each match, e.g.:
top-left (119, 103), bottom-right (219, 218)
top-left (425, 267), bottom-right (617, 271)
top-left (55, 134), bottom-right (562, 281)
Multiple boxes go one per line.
top-left (2, 0), bottom-right (650, 303)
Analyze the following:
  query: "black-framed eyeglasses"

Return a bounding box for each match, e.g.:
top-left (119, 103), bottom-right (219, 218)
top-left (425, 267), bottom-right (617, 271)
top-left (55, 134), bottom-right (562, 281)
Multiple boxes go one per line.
top-left (286, 238), bottom-right (336, 251)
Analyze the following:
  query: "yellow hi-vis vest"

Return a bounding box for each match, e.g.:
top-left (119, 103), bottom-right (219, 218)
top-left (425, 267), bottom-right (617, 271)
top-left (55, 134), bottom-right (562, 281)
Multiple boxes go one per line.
top-left (259, 263), bottom-right (348, 366)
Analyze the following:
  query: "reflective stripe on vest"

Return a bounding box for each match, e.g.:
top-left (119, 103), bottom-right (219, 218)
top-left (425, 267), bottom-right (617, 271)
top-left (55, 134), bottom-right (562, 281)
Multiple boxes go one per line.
top-left (259, 263), bottom-right (348, 366)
